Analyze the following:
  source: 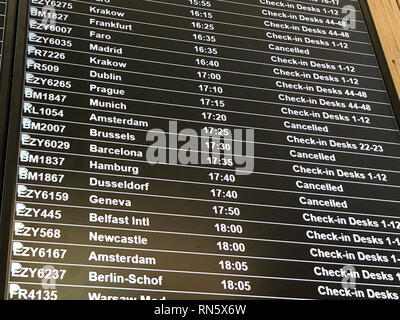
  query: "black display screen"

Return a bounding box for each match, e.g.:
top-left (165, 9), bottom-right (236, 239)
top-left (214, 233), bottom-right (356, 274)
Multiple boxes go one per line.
top-left (1, 0), bottom-right (400, 300)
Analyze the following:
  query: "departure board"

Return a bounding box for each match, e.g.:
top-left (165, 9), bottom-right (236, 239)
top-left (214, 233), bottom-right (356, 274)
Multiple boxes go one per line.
top-left (0, 0), bottom-right (7, 70)
top-left (1, 0), bottom-right (400, 300)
